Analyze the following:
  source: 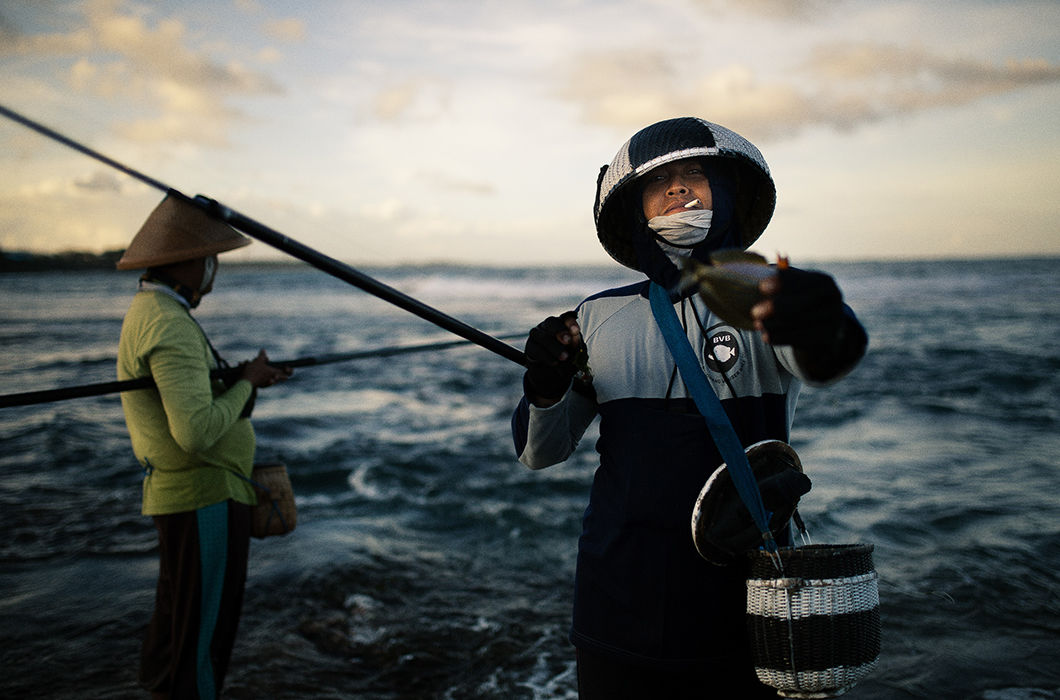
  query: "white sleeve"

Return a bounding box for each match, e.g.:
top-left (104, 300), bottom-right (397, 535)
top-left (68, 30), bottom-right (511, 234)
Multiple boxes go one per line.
top-left (518, 389), bottom-right (598, 470)
top-left (773, 343), bottom-right (858, 387)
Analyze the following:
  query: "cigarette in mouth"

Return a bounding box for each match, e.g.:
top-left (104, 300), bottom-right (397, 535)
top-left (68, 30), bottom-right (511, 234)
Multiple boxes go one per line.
top-left (684, 199), bottom-right (700, 208)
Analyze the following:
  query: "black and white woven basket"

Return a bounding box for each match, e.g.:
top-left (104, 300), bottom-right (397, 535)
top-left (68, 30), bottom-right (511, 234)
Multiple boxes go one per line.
top-left (746, 544), bottom-right (881, 698)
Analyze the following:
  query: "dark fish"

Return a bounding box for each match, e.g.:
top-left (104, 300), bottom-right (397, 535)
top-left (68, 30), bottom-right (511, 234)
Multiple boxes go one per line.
top-left (680, 250), bottom-right (777, 329)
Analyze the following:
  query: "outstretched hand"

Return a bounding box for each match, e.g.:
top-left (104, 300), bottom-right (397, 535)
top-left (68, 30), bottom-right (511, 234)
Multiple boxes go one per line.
top-left (523, 311), bottom-right (584, 406)
top-left (750, 268), bottom-right (846, 348)
top-left (750, 267), bottom-right (868, 383)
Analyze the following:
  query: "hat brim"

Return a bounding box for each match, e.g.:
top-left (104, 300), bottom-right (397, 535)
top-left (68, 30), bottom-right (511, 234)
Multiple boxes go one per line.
top-left (116, 193), bottom-right (251, 270)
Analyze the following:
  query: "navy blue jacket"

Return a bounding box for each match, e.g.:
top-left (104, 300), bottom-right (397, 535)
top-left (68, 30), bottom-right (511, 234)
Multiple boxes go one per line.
top-left (512, 278), bottom-right (862, 668)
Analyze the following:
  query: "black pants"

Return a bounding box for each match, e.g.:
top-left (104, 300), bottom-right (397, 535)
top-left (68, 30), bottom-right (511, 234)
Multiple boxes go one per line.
top-left (139, 500), bottom-right (251, 699)
top-left (576, 647), bottom-right (779, 700)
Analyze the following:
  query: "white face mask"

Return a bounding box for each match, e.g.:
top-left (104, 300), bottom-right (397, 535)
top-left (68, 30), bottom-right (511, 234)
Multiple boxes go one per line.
top-left (648, 209), bottom-right (713, 262)
top-left (200, 256), bottom-right (217, 292)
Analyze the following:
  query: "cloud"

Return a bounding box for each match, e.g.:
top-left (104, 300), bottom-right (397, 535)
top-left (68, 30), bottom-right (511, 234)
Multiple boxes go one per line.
top-left (262, 18), bottom-right (306, 42)
top-left (74, 170), bottom-right (125, 193)
top-left (803, 43), bottom-right (1060, 122)
top-left (0, 170), bottom-right (158, 253)
top-left (687, 0), bottom-right (834, 21)
top-left (419, 171), bottom-right (496, 196)
top-left (553, 49), bottom-right (688, 130)
top-left (90, 10), bottom-right (278, 94)
top-left (556, 41), bottom-right (1060, 142)
top-left (0, 25), bottom-right (93, 56)
top-left (3, 0), bottom-right (282, 146)
top-left (554, 49), bottom-right (815, 140)
top-left (371, 78), bottom-right (453, 122)
top-left (10, 167), bottom-right (145, 202)
top-left (374, 80), bottom-right (423, 120)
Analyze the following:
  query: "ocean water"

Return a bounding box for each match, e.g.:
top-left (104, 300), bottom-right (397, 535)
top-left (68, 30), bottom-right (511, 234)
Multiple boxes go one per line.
top-left (0, 258), bottom-right (1057, 700)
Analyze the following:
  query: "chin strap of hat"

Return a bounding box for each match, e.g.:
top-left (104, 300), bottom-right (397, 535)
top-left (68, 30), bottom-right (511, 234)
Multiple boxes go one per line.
top-left (649, 281), bottom-right (778, 557)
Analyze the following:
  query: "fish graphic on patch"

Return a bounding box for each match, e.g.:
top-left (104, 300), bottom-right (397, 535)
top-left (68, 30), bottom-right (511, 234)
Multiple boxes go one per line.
top-left (705, 331), bottom-right (740, 373)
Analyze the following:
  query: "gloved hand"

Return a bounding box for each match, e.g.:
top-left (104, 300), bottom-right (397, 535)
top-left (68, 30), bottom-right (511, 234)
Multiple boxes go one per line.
top-left (753, 268), bottom-right (847, 348)
top-left (523, 311), bottom-right (584, 404)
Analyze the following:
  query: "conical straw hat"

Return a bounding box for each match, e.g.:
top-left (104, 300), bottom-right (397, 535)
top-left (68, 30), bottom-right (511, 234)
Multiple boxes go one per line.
top-left (116, 193), bottom-right (251, 270)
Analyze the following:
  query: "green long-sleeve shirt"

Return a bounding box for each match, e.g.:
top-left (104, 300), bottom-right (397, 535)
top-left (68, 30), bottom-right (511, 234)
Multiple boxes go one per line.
top-left (118, 287), bottom-right (257, 515)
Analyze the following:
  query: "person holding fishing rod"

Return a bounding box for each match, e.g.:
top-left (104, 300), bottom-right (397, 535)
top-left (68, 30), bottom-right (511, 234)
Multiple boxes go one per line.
top-left (115, 192), bottom-right (291, 700)
top-left (511, 118), bottom-right (868, 698)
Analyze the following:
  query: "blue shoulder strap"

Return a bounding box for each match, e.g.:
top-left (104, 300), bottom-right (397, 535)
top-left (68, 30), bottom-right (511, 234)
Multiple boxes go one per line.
top-left (648, 281), bottom-right (776, 552)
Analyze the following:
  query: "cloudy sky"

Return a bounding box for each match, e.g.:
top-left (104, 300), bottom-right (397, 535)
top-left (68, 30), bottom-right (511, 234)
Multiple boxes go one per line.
top-left (1, 0), bottom-right (1058, 266)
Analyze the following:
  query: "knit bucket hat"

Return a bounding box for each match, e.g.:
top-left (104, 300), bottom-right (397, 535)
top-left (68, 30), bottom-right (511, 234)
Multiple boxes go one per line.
top-left (116, 192), bottom-right (251, 270)
top-left (594, 117), bottom-right (776, 271)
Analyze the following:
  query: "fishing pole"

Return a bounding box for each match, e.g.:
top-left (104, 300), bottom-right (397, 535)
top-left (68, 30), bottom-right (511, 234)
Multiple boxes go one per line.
top-left (0, 334), bottom-right (524, 409)
top-left (0, 103), bottom-right (527, 367)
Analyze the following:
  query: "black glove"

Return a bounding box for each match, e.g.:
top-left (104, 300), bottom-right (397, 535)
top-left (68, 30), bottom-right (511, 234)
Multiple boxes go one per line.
top-left (761, 268), bottom-right (847, 348)
top-left (523, 311), bottom-right (583, 401)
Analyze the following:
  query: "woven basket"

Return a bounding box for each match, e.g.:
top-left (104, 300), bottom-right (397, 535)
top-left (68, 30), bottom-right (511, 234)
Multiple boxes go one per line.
top-left (250, 463), bottom-right (297, 539)
top-left (746, 544), bottom-right (880, 698)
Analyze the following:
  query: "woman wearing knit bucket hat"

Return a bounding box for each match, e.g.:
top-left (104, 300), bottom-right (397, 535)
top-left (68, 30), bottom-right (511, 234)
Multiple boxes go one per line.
top-left (511, 118), bottom-right (868, 698)
top-left (116, 192), bottom-right (292, 699)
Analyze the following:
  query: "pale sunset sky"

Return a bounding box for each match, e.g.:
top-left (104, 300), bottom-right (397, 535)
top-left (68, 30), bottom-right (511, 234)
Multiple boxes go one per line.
top-left (1, 0), bottom-right (1058, 266)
